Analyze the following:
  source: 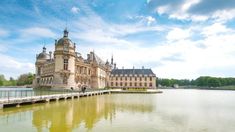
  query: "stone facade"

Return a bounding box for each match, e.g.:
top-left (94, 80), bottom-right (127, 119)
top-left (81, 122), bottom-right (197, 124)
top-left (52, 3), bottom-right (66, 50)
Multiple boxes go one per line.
top-left (34, 28), bottom-right (157, 90)
top-left (109, 68), bottom-right (157, 89)
top-left (34, 29), bottom-right (112, 90)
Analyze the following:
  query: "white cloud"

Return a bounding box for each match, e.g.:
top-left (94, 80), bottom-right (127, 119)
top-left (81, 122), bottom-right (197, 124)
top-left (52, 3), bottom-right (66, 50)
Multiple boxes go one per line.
top-left (0, 53), bottom-right (34, 79)
top-left (71, 6), bottom-right (80, 14)
top-left (146, 16), bottom-right (156, 25)
top-left (201, 23), bottom-right (233, 37)
top-left (212, 9), bottom-right (235, 23)
top-left (166, 28), bottom-right (191, 41)
top-left (21, 27), bottom-right (56, 38)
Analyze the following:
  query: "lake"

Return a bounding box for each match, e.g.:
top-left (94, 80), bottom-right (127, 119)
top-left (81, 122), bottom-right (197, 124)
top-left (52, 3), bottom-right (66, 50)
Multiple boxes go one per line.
top-left (0, 89), bottom-right (235, 132)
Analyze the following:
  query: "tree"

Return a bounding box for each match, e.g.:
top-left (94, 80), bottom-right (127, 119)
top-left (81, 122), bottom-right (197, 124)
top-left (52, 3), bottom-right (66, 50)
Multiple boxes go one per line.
top-left (0, 74), bottom-right (5, 86)
top-left (17, 73), bottom-right (34, 86)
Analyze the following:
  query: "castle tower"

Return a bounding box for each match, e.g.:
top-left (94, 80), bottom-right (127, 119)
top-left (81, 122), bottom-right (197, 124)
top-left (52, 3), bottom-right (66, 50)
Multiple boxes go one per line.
top-left (53, 28), bottom-right (76, 89)
top-left (34, 46), bottom-right (50, 87)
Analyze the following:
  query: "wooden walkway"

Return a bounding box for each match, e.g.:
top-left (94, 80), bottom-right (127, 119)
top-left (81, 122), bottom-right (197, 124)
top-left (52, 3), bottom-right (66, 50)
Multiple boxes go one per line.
top-left (0, 90), bottom-right (111, 109)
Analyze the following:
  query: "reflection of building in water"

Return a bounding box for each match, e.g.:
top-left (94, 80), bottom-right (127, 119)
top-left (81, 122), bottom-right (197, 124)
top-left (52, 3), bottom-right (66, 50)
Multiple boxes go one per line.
top-left (30, 95), bottom-right (155, 131)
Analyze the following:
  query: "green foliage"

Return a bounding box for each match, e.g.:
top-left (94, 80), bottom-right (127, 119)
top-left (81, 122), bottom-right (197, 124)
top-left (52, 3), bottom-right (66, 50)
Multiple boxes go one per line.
top-left (0, 74), bottom-right (5, 86)
top-left (16, 73), bottom-right (34, 86)
top-left (158, 78), bottom-right (191, 87)
top-left (158, 76), bottom-right (235, 88)
top-left (0, 73), bottom-right (34, 86)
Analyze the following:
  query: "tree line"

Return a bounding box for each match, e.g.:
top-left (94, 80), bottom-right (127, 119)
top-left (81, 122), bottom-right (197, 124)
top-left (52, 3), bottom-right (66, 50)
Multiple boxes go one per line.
top-left (158, 76), bottom-right (235, 87)
top-left (0, 73), bottom-right (34, 86)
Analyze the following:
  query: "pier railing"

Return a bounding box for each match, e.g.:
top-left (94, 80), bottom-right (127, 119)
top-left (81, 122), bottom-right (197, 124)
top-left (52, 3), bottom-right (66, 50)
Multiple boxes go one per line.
top-left (0, 88), bottom-right (108, 100)
top-left (0, 90), bottom-right (75, 100)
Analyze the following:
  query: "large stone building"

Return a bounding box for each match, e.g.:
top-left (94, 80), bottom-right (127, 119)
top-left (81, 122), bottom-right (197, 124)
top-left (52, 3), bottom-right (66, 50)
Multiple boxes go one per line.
top-left (109, 68), bottom-right (157, 89)
top-left (34, 28), bottom-right (157, 90)
top-left (34, 29), bottom-right (112, 89)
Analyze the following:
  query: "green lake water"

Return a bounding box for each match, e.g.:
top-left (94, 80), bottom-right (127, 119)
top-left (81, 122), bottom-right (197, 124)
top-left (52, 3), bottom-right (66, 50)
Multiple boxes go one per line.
top-left (0, 89), bottom-right (235, 132)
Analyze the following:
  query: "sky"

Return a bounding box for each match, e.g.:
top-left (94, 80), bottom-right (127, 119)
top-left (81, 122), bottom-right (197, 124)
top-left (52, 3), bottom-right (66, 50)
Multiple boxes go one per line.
top-left (1, 0), bottom-right (235, 79)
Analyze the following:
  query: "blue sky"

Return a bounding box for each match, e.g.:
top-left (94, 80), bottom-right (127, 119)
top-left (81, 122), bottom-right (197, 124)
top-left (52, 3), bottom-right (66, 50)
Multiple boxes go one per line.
top-left (1, 0), bottom-right (235, 79)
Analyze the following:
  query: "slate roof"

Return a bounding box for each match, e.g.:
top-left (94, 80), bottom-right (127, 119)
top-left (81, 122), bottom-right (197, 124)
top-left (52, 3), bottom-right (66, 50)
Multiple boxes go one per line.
top-left (111, 69), bottom-right (155, 75)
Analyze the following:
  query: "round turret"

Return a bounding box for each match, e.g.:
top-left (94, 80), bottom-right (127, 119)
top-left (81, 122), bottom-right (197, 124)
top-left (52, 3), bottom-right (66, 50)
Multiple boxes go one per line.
top-left (37, 47), bottom-right (49, 60)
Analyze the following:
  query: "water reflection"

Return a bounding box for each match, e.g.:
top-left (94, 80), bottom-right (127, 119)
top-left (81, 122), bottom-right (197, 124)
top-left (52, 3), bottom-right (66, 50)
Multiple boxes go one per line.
top-left (0, 94), bottom-right (155, 132)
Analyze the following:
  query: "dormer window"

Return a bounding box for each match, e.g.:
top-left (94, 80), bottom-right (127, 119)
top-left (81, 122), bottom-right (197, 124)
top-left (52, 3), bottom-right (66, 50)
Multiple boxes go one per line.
top-left (64, 44), bottom-right (69, 52)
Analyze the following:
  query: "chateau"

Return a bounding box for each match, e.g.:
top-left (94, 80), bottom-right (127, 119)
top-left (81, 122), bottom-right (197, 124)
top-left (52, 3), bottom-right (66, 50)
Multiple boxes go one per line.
top-left (34, 29), bottom-right (157, 90)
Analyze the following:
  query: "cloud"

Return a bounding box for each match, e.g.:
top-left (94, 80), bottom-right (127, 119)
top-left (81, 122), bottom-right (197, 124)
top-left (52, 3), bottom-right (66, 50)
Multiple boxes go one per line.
top-left (71, 6), bottom-right (80, 14)
top-left (0, 53), bottom-right (34, 79)
top-left (166, 28), bottom-right (191, 41)
top-left (151, 0), bottom-right (235, 22)
top-left (201, 23), bottom-right (233, 37)
top-left (20, 27), bottom-right (56, 38)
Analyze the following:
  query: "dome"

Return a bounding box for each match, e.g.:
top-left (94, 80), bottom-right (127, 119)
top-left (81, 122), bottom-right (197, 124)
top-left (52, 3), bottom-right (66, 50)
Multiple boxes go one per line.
top-left (56, 28), bottom-right (74, 47)
top-left (57, 37), bottom-right (74, 46)
top-left (37, 47), bottom-right (49, 60)
top-left (37, 52), bottom-right (49, 60)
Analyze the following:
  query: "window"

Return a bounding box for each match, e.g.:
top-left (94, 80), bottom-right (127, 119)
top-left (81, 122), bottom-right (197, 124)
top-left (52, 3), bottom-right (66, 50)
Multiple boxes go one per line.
top-left (130, 82), bottom-right (132, 86)
top-left (150, 77), bottom-right (152, 81)
top-left (116, 82), bottom-right (118, 86)
top-left (64, 44), bottom-right (69, 52)
top-left (145, 83), bottom-right (147, 87)
top-left (125, 77), bottom-right (127, 81)
top-left (145, 77), bottom-right (147, 81)
top-left (140, 77), bottom-right (142, 81)
top-left (130, 77), bottom-right (132, 81)
top-left (111, 82), bottom-right (113, 86)
top-left (38, 67), bottom-right (41, 75)
top-left (135, 82), bottom-right (137, 87)
top-left (125, 82), bottom-right (127, 86)
top-left (120, 82), bottom-right (122, 86)
top-left (120, 77), bottom-right (122, 81)
top-left (64, 59), bottom-right (68, 70)
top-left (149, 83), bottom-right (152, 87)
top-left (116, 77), bottom-right (118, 81)
top-left (135, 77), bottom-right (137, 81)
top-left (140, 83), bottom-right (142, 86)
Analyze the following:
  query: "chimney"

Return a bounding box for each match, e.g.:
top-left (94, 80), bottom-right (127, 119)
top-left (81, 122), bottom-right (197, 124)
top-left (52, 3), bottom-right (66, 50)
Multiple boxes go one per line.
top-left (114, 63), bottom-right (116, 69)
top-left (49, 51), bottom-right (52, 60)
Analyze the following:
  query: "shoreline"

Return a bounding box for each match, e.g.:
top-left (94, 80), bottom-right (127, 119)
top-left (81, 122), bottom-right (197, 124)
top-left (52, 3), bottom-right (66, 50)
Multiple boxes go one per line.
top-left (159, 86), bottom-right (235, 91)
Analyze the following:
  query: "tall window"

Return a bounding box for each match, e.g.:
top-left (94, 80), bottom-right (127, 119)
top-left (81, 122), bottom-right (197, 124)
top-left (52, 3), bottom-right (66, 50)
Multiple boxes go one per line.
top-left (64, 59), bottom-right (68, 70)
top-left (38, 67), bottom-right (41, 75)
top-left (150, 77), bottom-right (152, 81)
top-left (130, 82), bottom-right (132, 86)
top-left (145, 77), bottom-right (147, 81)
top-left (125, 77), bottom-right (127, 81)
top-left (135, 77), bottom-right (137, 81)
top-left (111, 82), bottom-right (113, 86)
